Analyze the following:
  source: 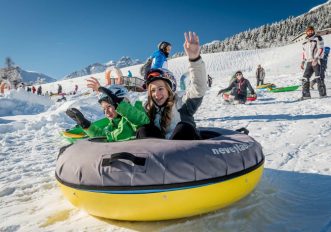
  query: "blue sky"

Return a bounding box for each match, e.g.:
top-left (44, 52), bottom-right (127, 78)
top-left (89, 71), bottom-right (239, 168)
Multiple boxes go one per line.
top-left (0, 0), bottom-right (327, 79)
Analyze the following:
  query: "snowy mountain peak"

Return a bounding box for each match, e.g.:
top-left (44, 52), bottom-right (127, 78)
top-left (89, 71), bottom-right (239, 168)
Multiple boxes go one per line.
top-left (63, 56), bottom-right (142, 80)
top-left (0, 66), bottom-right (56, 85)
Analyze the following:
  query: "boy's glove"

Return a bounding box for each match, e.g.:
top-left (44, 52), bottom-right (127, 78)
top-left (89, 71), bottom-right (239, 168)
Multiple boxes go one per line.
top-left (66, 108), bottom-right (91, 129)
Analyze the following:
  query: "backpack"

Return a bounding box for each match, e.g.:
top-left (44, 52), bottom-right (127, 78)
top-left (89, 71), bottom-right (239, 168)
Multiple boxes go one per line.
top-left (140, 58), bottom-right (153, 78)
top-left (323, 46), bottom-right (330, 60)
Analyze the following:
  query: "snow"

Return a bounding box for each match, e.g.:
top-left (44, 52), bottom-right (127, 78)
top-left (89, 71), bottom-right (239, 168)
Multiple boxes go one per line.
top-left (1, 35), bottom-right (331, 232)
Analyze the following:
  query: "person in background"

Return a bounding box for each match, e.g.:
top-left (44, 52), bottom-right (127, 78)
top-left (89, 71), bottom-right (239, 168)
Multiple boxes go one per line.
top-left (255, 64), bottom-right (265, 86)
top-left (136, 31), bottom-right (207, 140)
top-left (73, 84), bottom-right (78, 94)
top-left (127, 70), bottom-right (133, 77)
top-left (300, 25), bottom-right (325, 99)
top-left (66, 77), bottom-right (149, 142)
top-left (207, 74), bottom-right (213, 87)
top-left (310, 46), bottom-right (329, 92)
top-left (37, 86), bottom-right (42, 95)
top-left (57, 84), bottom-right (63, 94)
top-left (217, 71), bottom-right (256, 104)
top-left (140, 41), bottom-right (172, 78)
top-left (32, 86), bottom-right (36, 94)
top-left (151, 41), bottom-right (172, 69)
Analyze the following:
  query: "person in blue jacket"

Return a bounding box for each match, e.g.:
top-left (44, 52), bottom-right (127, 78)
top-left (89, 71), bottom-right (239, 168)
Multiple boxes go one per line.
top-left (127, 70), bottom-right (133, 77)
top-left (151, 41), bottom-right (172, 69)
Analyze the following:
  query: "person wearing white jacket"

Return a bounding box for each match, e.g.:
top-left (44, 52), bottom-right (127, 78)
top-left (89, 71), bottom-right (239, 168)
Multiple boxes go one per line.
top-left (301, 25), bottom-right (326, 99)
top-left (255, 64), bottom-right (265, 86)
top-left (137, 31), bottom-right (207, 140)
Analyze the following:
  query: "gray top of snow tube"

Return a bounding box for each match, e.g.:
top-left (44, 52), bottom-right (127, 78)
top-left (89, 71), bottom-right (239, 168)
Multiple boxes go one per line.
top-left (55, 127), bottom-right (264, 190)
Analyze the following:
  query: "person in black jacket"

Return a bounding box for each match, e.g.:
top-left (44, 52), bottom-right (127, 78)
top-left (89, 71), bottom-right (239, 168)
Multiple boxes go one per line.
top-left (217, 71), bottom-right (255, 104)
top-left (207, 74), bottom-right (213, 87)
top-left (37, 86), bottom-right (42, 95)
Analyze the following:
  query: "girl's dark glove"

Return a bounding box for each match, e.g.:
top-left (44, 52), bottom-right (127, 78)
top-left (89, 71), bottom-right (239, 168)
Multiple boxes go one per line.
top-left (66, 108), bottom-right (91, 129)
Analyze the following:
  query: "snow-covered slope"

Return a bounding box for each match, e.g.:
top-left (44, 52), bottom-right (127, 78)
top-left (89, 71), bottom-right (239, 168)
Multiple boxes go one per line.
top-left (1, 35), bottom-right (331, 232)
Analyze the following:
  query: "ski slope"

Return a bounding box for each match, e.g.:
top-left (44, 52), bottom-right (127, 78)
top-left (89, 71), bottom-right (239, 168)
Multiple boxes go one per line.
top-left (1, 35), bottom-right (331, 232)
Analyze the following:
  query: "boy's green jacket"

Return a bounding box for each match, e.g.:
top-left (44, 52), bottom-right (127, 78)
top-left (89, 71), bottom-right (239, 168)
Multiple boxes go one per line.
top-left (85, 100), bottom-right (149, 142)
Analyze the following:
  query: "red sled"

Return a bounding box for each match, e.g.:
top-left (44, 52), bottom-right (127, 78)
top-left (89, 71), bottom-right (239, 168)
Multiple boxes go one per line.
top-left (246, 95), bottom-right (257, 101)
top-left (222, 93), bottom-right (257, 102)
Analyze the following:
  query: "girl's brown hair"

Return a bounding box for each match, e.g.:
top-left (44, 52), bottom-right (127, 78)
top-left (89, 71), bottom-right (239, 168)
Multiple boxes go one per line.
top-left (145, 81), bottom-right (175, 135)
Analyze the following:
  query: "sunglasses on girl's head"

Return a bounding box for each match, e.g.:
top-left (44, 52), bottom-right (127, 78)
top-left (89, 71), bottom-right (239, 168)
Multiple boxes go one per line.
top-left (147, 72), bottom-right (163, 79)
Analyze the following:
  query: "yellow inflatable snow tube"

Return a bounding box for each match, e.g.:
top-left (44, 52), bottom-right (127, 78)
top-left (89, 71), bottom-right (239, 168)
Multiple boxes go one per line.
top-left (57, 162), bottom-right (264, 221)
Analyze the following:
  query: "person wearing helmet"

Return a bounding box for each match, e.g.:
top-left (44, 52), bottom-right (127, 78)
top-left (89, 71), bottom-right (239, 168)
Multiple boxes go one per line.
top-left (150, 41), bottom-right (172, 69)
top-left (301, 25), bottom-right (326, 99)
top-left (217, 71), bottom-right (255, 104)
top-left (136, 31), bottom-right (207, 140)
top-left (65, 77), bottom-right (149, 142)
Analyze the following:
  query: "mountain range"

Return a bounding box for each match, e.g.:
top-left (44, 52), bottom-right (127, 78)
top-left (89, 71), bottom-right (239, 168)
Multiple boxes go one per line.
top-left (63, 56), bottom-right (142, 80)
top-left (0, 66), bottom-right (56, 85)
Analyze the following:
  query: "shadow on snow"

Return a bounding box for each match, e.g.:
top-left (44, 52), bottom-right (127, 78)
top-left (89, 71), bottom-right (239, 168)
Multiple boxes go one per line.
top-left (96, 169), bottom-right (331, 232)
top-left (199, 113), bottom-right (331, 123)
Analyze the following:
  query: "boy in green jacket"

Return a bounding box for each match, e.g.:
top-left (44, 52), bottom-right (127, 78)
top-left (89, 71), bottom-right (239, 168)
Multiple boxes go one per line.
top-left (66, 77), bottom-right (149, 142)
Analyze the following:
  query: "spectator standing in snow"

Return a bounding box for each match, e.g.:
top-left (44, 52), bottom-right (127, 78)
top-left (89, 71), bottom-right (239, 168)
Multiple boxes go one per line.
top-left (57, 84), bottom-right (63, 94)
top-left (37, 86), bottom-right (42, 95)
top-left (310, 46), bottom-right (329, 91)
top-left (207, 74), bottom-right (213, 87)
top-left (300, 25), bottom-right (326, 99)
top-left (32, 86), bottom-right (36, 94)
top-left (127, 70), bottom-right (133, 77)
top-left (255, 64), bottom-right (265, 86)
top-left (74, 84), bottom-right (78, 94)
